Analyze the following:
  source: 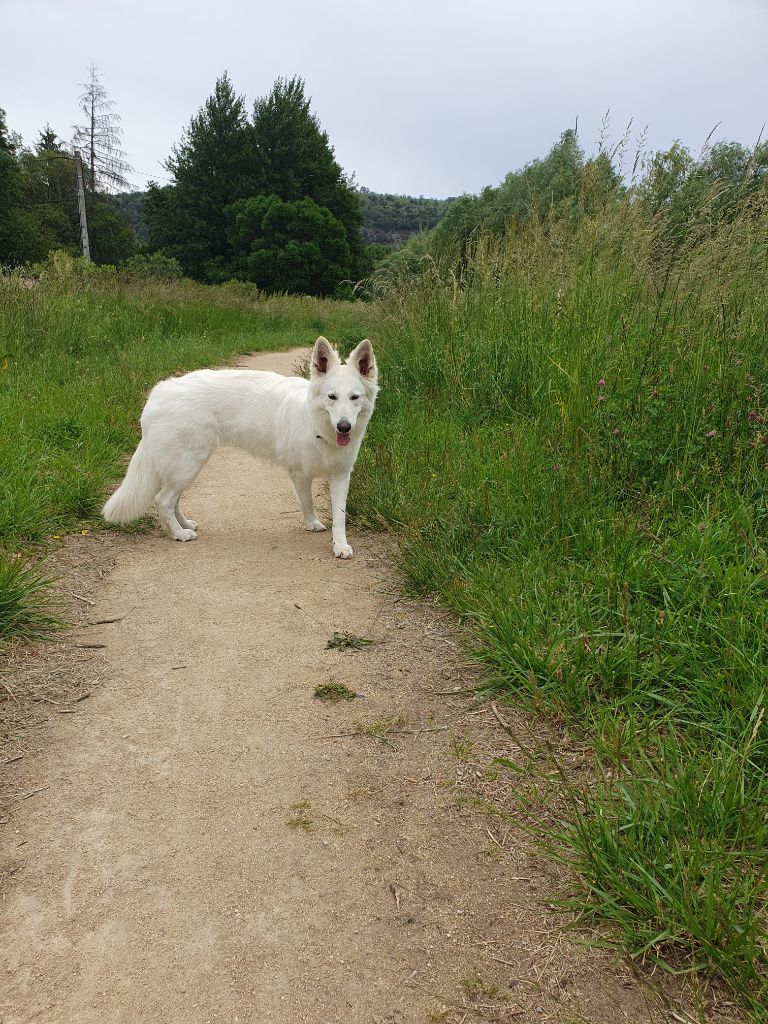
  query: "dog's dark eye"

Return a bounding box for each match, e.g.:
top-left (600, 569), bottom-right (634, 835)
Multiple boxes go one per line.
top-left (328, 394), bottom-right (337, 401)
top-left (351, 394), bottom-right (360, 401)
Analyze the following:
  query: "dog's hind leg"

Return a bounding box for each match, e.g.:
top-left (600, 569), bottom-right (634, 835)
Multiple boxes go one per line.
top-left (156, 486), bottom-right (197, 541)
top-left (153, 448), bottom-right (210, 541)
top-left (174, 500), bottom-right (198, 532)
top-left (290, 472), bottom-right (326, 532)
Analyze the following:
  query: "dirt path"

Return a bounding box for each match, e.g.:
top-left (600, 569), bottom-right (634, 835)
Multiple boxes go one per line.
top-left (1, 350), bottom-right (674, 1024)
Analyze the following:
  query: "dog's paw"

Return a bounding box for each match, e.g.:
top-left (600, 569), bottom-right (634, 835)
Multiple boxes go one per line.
top-left (184, 518), bottom-right (198, 531)
top-left (174, 529), bottom-right (198, 542)
top-left (333, 542), bottom-right (353, 559)
top-left (305, 519), bottom-right (327, 532)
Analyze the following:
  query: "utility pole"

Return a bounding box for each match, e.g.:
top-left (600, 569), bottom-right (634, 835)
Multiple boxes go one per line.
top-left (74, 150), bottom-right (91, 260)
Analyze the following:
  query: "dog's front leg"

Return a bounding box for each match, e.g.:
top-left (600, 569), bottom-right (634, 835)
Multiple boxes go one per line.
top-left (329, 472), bottom-right (353, 559)
top-left (290, 472), bottom-right (326, 532)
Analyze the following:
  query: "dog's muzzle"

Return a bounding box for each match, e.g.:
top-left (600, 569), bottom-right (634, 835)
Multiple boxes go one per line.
top-left (336, 418), bottom-right (352, 446)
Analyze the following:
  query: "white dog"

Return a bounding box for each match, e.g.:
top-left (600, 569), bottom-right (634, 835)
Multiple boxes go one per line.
top-left (102, 337), bottom-right (378, 559)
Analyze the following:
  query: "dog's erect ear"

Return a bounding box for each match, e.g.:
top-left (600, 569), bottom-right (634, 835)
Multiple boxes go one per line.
top-left (311, 337), bottom-right (340, 377)
top-left (347, 339), bottom-right (376, 381)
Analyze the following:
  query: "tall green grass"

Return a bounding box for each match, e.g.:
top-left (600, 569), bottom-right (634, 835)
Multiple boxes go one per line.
top-left (0, 253), bottom-right (367, 639)
top-left (353, 194), bottom-right (768, 1014)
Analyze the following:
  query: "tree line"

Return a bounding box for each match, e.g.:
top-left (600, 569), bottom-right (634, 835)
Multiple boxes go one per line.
top-left (5, 70), bottom-right (451, 296)
top-left (406, 127), bottom-right (768, 265)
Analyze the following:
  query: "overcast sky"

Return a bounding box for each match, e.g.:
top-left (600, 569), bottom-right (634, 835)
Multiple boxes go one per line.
top-left (2, 0), bottom-right (767, 198)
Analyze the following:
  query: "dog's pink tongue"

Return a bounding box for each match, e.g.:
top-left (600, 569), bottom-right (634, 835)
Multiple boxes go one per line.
top-left (336, 432), bottom-right (351, 447)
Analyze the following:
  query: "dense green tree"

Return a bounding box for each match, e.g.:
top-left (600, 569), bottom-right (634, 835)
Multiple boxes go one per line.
top-left (0, 109), bottom-right (50, 264)
top-left (18, 127), bottom-right (79, 255)
top-left (225, 194), bottom-right (352, 295)
top-left (250, 76), bottom-right (365, 278)
top-left (431, 130), bottom-right (621, 259)
top-left (144, 181), bottom-right (204, 269)
top-left (0, 107), bottom-right (22, 262)
top-left (158, 73), bottom-right (252, 278)
top-left (148, 74), bottom-right (366, 289)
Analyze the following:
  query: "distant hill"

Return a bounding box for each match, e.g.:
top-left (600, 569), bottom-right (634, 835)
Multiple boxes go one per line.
top-left (357, 189), bottom-right (454, 246)
top-left (112, 192), bottom-right (149, 245)
top-left (113, 188), bottom-right (454, 251)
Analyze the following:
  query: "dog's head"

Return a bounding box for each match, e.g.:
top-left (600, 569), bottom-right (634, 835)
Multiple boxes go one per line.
top-left (309, 336), bottom-right (378, 447)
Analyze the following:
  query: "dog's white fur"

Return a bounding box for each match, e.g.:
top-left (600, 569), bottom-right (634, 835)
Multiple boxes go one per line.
top-left (102, 337), bottom-right (378, 559)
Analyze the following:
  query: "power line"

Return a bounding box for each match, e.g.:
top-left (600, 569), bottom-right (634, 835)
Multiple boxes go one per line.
top-left (20, 150), bottom-right (175, 185)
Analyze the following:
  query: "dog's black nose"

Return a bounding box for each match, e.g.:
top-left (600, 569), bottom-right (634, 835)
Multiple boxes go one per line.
top-left (337, 418), bottom-right (351, 434)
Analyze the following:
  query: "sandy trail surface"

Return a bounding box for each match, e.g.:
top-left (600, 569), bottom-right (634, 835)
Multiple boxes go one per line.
top-left (1, 350), bottom-right (670, 1024)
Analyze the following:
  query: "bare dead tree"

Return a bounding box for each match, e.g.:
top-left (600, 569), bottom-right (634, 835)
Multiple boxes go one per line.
top-left (72, 65), bottom-right (132, 196)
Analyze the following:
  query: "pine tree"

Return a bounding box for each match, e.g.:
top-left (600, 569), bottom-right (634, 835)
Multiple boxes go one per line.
top-left (72, 65), bottom-right (132, 197)
top-left (251, 77), bottom-right (365, 277)
top-left (159, 72), bottom-right (251, 278)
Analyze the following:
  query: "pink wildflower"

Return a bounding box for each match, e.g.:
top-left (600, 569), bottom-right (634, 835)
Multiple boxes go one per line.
top-left (706, 430), bottom-right (717, 438)
top-left (598, 378), bottom-right (606, 388)
top-left (612, 428), bottom-right (621, 436)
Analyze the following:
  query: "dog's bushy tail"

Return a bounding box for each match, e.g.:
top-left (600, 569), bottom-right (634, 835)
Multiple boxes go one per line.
top-left (102, 440), bottom-right (159, 524)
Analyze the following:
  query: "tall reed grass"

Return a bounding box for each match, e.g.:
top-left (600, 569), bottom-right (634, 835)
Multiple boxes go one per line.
top-left (353, 190), bottom-right (768, 1015)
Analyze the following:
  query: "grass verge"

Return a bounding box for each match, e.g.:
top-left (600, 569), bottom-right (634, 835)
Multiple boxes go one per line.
top-left (352, 194), bottom-right (768, 1016)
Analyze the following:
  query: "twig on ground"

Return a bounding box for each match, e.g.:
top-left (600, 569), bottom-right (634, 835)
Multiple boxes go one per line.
top-left (87, 614), bottom-right (127, 625)
top-left (10, 786), bottom-right (49, 803)
top-left (1, 679), bottom-right (18, 701)
top-left (425, 687), bottom-right (478, 696)
top-left (486, 827), bottom-right (505, 849)
top-left (68, 591), bottom-right (95, 606)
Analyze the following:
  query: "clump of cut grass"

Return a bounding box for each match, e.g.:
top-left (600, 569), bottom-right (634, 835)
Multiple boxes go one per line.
top-left (286, 800), bottom-right (314, 832)
top-left (0, 553), bottom-right (64, 643)
top-left (325, 631), bottom-right (374, 651)
top-left (451, 737), bottom-right (474, 762)
top-left (461, 970), bottom-right (502, 1002)
top-left (313, 682), bottom-right (358, 703)
top-left (354, 715), bottom-right (406, 740)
